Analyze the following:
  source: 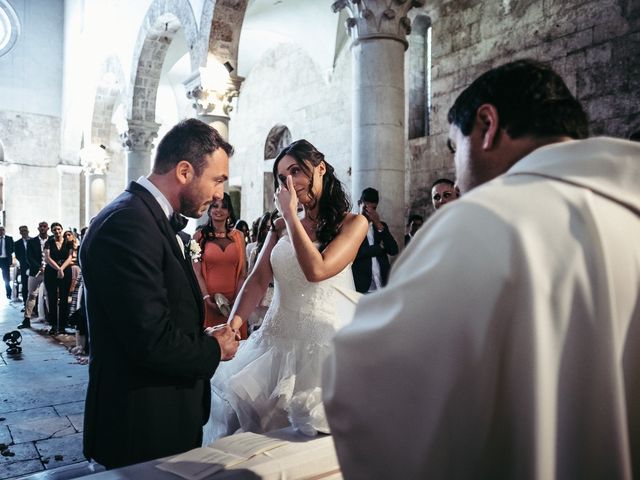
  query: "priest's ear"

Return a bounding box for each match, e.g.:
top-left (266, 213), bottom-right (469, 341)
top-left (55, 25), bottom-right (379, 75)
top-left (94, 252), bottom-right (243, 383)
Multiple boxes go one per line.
top-left (176, 160), bottom-right (194, 184)
top-left (475, 103), bottom-right (500, 150)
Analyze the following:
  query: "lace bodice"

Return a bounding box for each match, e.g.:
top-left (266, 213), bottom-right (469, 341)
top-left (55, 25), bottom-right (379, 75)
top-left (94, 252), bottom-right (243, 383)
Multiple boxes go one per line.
top-left (256, 234), bottom-right (355, 343)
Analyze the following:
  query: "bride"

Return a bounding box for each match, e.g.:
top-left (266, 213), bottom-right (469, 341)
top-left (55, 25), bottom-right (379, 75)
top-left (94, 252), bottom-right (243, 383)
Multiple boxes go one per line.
top-left (202, 139), bottom-right (368, 443)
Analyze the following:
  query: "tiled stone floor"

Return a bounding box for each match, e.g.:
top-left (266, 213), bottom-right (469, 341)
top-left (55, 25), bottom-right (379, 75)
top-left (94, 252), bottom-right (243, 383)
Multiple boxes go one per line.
top-left (0, 296), bottom-right (88, 479)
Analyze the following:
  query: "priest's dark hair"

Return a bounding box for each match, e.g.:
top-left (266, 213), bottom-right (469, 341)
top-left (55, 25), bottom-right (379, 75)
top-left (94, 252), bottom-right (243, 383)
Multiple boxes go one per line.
top-left (152, 118), bottom-right (234, 176)
top-left (448, 59), bottom-right (588, 140)
top-left (273, 139), bottom-right (351, 249)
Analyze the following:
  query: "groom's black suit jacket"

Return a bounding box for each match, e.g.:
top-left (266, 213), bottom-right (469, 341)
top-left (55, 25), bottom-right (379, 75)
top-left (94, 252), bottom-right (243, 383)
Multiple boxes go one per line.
top-left (80, 181), bottom-right (221, 469)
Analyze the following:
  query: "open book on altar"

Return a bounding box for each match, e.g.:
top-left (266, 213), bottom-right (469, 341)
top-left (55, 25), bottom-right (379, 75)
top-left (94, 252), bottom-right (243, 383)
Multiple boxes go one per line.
top-left (156, 430), bottom-right (341, 480)
top-left (156, 432), bottom-right (288, 480)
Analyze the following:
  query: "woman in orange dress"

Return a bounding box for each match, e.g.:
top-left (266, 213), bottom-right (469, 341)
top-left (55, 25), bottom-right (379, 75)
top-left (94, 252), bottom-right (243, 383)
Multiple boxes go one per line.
top-left (194, 193), bottom-right (247, 337)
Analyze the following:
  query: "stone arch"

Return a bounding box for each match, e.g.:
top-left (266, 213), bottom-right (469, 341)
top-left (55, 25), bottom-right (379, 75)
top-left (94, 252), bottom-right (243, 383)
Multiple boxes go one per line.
top-left (264, 125), bottom-right (292, 160)
top-left (205, 0), bottom-right (250, 70)
top-left (91, 56), bottom-right (126, 147)
top-left (128, 0), bottom-right (200, 121)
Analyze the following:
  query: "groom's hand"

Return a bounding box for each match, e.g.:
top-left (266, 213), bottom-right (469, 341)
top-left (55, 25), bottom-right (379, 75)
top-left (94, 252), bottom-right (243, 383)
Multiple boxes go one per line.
top-left (205, 325), bottom-right (239, 361)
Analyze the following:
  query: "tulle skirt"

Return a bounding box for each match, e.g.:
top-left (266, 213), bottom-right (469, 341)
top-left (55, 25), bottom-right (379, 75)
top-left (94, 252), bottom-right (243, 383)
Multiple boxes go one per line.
top-left (202, 330), bottom-right (331, 445)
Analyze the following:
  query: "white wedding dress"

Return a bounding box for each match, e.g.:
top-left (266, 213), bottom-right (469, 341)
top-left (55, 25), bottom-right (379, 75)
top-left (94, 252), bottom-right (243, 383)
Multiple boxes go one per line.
top-left (202, 233), bottom-right (357, 444)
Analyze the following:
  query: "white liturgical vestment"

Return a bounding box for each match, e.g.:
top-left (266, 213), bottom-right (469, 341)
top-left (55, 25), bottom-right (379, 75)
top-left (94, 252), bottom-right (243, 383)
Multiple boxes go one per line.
top-left (323, 137), bottom-right (640, 480)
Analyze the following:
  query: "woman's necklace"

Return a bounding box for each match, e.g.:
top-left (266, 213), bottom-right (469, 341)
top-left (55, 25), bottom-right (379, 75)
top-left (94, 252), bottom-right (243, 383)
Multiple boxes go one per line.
top-left (212, 231), bottom-right (227, 239)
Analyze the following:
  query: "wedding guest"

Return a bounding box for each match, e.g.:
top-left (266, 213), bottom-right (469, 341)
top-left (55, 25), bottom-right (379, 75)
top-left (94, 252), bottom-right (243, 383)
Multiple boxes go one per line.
top-left (43, 223), bottom-right (74, 335)
top-left (19, 221), bottom-right (49, 329)
top-left (14, 225), bottom-right (30, 308)
top-left (234, 219), bottom-right (251, 245)
top-left (324, 59), bottom-right (640, 479)
top-left (80, 118), bottom-right (239, 469)
top-left (431, 178), bottom-right (460, 210)
top-left (194, 193), bottom-right (247, 336)
top-left (247, 211), bottom-right (273, 273)
top-left (0, 226), bottom-right (15, 299)
top-left (404, 214), bottom-right (423, 246)
top-left (64, 230), bottom-right (81, 295)
top-left (202, 139), bottom-right (368, 443)
top-left (351, 187), bottom-right (399, 293)
top-left (246, 211), bottom-right (275, 332)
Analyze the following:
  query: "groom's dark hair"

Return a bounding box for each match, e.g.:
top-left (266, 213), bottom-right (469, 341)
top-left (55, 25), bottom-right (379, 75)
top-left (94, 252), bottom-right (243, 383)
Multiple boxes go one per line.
top-left (152, 118), bottom-right (234, 176)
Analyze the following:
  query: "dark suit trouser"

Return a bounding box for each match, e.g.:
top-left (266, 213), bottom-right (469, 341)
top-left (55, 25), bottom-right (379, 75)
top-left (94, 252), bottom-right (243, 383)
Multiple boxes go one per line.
top-left (44, 268), bottom-right (71, 330)
top-left (19, 268), bottom-right (28, 305)
top-left (0, 259), bottom-right (11, 298)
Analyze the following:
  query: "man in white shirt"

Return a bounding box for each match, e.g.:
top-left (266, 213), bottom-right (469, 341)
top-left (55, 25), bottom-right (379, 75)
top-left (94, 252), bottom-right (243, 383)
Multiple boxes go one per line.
top-left (325, 59), bottom-right (640, 479)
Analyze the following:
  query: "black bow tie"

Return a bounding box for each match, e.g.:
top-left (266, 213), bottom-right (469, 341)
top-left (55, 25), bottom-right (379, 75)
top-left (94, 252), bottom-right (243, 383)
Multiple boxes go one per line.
top-left (169, 213), bottom-right (188, 233)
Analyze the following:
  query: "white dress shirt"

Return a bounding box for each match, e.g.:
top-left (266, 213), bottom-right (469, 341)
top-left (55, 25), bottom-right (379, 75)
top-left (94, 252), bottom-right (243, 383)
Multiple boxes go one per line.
top-left (366, 223), bottom-right (382, 292)
top-left (136, 176), bottom-right (185, 257)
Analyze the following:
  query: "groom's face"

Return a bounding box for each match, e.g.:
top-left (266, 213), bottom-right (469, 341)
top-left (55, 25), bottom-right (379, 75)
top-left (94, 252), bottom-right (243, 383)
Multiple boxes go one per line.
top-left (180, 148), bottom-right (229, 218)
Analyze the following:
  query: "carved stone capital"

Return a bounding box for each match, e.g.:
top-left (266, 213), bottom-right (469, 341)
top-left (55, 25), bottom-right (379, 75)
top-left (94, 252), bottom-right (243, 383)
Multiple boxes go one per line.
top-left (120, 120), bottom-right (160, 152)
top-left (81, 159), bottom-right (110, 176)
top-left (78, 145), bottom-right (110, 175)
top-left (185, 75), bottom-right (243, 117)
top-left (332, 0), bottom-right (425, 48)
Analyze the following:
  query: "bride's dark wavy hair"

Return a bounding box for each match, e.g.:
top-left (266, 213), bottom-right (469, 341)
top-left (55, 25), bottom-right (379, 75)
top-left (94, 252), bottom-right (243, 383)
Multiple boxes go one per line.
top-left (273, 139), bottom-right (351, 249)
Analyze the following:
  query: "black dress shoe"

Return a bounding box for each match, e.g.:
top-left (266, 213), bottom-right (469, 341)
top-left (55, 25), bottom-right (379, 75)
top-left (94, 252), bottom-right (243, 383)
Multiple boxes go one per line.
top-left (17, 319), bottom-right (31, 329)
top-left (48, 329), bottom-right (58, 336)
top-left (20, 308), bottom-right (25, 312)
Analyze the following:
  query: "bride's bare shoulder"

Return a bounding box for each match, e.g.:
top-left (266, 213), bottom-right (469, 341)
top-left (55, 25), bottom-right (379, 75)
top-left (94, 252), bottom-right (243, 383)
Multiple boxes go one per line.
top-left (340, 212), bottom-right (368, 230)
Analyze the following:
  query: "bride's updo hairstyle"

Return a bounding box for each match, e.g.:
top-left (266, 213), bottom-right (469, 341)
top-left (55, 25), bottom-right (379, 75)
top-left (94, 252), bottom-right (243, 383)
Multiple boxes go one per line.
top-left (273, 139), bottom-right (351, 248)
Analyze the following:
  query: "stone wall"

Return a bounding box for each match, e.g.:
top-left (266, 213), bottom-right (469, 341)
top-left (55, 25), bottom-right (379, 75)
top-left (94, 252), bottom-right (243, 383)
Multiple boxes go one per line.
top-left (0, 111), bottom-right (62, 232)
top-left (0, 0), bottom-right (64, 117)
top-left (406, 0), bottom-right (640, 220)
top-left (229, 42), bottom-right (352, 223)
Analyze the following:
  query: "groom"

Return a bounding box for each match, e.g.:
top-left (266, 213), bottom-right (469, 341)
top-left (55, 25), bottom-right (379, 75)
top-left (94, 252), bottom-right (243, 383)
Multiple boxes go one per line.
top-left (80, 119), bottom-right (239, 469)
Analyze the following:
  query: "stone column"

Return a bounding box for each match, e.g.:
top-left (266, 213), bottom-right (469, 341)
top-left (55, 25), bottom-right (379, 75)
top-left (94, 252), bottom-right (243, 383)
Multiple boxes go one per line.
top-left (79, 145), bottom-right (110, 226)
top-left (184, 70), bottom-right (243, 141)
top-left (120, 120), bottom-right (160, 184)
top-left (333, 0), bottom-right (424, 243)
top-left (185, 70), bottom-right (244, 225)
top-left (56, 165), bottom-right (84, 229)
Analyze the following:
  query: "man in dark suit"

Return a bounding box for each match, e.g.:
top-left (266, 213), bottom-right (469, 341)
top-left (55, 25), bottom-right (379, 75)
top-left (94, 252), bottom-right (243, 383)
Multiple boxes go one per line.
top-left (351, 187), bottom-right (399, 293)
top-left (14, 225), bottom-right (30, 308)
top-left (80, 119), bottom-right (240, 469)
top-left (0, 226), bottom-right (15, 299)
top-left (20, 222), bottom-right (49, 329)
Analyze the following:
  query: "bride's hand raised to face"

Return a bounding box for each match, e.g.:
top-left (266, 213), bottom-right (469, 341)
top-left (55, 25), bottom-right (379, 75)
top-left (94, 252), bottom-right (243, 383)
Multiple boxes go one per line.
top-left (274, 175), bottom-right (298, 219)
